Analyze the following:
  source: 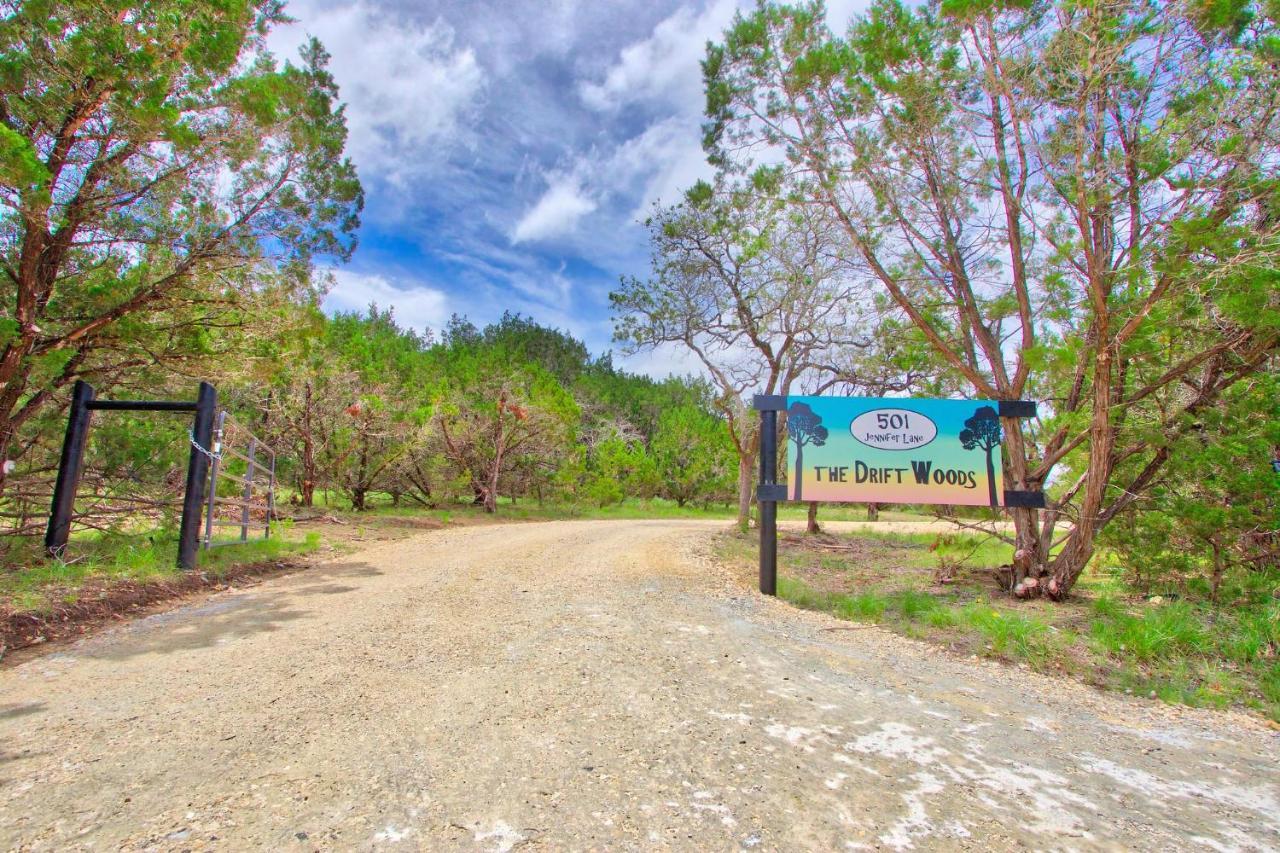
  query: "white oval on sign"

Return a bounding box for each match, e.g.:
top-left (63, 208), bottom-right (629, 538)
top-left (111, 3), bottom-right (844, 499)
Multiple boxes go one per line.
top-left (849, 408), bottom-right (937, 451)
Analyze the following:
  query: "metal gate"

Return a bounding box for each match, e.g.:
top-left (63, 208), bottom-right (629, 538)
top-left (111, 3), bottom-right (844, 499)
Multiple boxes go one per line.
top-left (202, 411), bottom-right (277, 549)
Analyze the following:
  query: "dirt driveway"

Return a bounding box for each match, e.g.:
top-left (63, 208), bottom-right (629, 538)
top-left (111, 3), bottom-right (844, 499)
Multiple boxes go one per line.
top-left (1, 519), bottom-right (1277, 850)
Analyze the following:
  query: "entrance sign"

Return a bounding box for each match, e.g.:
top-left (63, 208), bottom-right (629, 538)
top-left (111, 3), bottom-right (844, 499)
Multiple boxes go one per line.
top-left (752, 394), bottom-right (1043, 596)
top-left (786, 396), bottom-right (1009, 508)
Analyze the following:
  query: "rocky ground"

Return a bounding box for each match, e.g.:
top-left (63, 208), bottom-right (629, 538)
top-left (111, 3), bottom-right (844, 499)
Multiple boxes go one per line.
top-left (1, 519), bottom-right (1276, 850)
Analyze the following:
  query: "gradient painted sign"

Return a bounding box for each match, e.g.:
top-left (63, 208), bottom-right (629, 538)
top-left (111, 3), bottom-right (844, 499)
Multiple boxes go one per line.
top-left (784, 396), bottom-right (1006, 507)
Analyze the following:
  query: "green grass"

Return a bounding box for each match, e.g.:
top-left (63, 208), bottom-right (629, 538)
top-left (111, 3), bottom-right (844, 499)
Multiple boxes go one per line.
top-left (1084, 594), bottom-right (1279, 717)
top-left (1, 524), bottom-right (321, 613)
top-left (341, 496), bottom-right (739, 522)
top-left (1088, 599), bottom-right (1210, 662)
top-left (956, 602), bottom-right (1057, 660)
top-left (777, 574), bottom-right (1059, 666)
top-left (845, 529), bottom-right (1014, 569)
top-left (728, 529), bottom-right (1280, 722)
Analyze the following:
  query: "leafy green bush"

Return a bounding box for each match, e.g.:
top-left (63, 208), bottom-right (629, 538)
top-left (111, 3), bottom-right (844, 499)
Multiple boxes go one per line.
top-left (1102, 375), bottom-right (1280, 603)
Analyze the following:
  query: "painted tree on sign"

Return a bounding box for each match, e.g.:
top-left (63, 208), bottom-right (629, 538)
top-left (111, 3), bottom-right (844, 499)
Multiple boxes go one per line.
top-left (786, 402), bottom-right (827, 501)
top-left (959, 407), bottom-right (1002, 508)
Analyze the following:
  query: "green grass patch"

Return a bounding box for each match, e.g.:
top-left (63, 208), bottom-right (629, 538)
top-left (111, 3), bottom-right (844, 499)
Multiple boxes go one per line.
top-left (1, 524), bottom-right (320, 613)
top-left (309, 493), bottom-right (941, 525)
top-left (1089, 600), bottom-right (1210, 662)
top-left (724, 528), bottom-right (1280, 723)
top-left (957, 602), bottom-right (1055, 660)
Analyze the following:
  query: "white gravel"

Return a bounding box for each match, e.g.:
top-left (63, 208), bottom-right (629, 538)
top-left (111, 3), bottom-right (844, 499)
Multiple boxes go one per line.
top-left (0, 519), bottom-right (1276, 850)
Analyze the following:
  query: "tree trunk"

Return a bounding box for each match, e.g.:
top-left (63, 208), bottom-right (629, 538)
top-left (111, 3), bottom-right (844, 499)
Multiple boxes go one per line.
top-left (351, 488), bottom-right (366, 511)
top-left (999, 416), bottom-right (1049, 597)
top-left (984, 445), bottom-right (998, 507)
top-left (484, 395), bottom-right (506, 514)
top-left (300, 382), bottom-right (315, 507)
top-left (793, 441), bottom-right (804, 500)
top-left (355, 428), bottom-right (371, 512)
top-left (484, 450), bottom-right (502, 514)
top-left (736, 451), bottom-right (754, 532)
top-left (866, 502), bottom-right (879, 521)
top-left (0, 419), bottom-right (15, 501)
top-left (806, 501), bottom-right (820, 533)
top-left (1046, 343), bottom-right (1117, 599)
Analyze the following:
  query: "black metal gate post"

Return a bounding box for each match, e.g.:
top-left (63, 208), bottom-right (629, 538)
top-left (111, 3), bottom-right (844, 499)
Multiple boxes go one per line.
top-left (754, 395), bottom-right (787, 596)
top-left (177, 382), bottom-right (217, 570)
top-left (45, 380), bottom-right (97, 557)
top-left (202, 410), bottom-right (226, 550)
top-left (240, 437), bottom-right (256, 542)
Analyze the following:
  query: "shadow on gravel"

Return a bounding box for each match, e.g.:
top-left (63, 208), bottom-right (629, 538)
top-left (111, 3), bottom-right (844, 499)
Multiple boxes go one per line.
top-left (288, 583), bottom-right (359, 596)
top-left (294, 561), bottom-right (382, 582)
top-left (0, 701), bottom-right (45, 721)
top-left (289, 558), bottom-right (384, 591)
top-left (83, 595), bottom-right (311, 662)
top-left (0, 749), bottom-right (48, 766)
top-left (77, 561), bottom-right (385, 661)
top-left (283, 561), bottom-right (381, 598)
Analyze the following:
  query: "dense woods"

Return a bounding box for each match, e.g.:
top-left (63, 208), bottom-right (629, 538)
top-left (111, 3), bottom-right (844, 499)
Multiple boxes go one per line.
top-left (1, 0), bottom-right (1276, 621)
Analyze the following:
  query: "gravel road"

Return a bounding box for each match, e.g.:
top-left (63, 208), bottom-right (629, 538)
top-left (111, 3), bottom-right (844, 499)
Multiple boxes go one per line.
top-left (1, 519), bottom-right (1277, 851)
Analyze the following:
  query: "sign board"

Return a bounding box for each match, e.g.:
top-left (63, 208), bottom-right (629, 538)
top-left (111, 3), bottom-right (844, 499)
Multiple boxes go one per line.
top-left (783, 396), bottom-right (1008, 507)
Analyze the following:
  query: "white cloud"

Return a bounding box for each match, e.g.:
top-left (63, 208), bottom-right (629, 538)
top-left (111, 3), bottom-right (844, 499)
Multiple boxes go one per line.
top-left (267, 2), bottom-right (484, 187)
top-left (608, 117), bottom-right (714, 215)
top-left (824, 0), bottom-right (876, 34)
top-left (561, 0), bottom-right (877, 244)
top-left (261, 0), bottom-right (881, 368)
top-left (618, 341), bottom-right (710, 380)
top-left (511, 174), bottom-right (597, 243)
top-left (322, 269), bottom-right (450, 336)
top-left (580, 0), bottom-right (874, 116)
top-left (579, 0), bottom-right (738, 114)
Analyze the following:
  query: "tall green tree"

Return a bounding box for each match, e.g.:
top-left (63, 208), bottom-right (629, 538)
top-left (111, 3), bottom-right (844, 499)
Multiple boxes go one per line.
top-left (613, 189), bottom-right (872, 529)
top-left (651, 404), bottom-right (735, 507)
top-left (1103, 366), bottom-right (1280, 600)
top-left (0, 0), bottom-right (363, 496)
top-left (704, 0), bottom-right (1280, 597)
top-left (434, 346), bottom-right (578, 513)
top-left (316, 309), bottom-right (430, 510)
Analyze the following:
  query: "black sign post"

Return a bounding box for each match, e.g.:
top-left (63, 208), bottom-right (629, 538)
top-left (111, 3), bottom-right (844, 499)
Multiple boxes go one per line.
top-left (754, 395), bottom-right (788, 596)
top-left (177, 382), bottom-right (217, 570)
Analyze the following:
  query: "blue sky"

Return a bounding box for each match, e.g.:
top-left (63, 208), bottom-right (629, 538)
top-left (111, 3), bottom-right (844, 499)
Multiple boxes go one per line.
top-left (268, 0), bottom-right (867, 376)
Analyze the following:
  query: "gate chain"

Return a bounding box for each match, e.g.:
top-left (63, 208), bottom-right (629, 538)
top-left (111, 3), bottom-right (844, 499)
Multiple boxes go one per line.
top-left (188, 429), bottom-right (222, 462)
